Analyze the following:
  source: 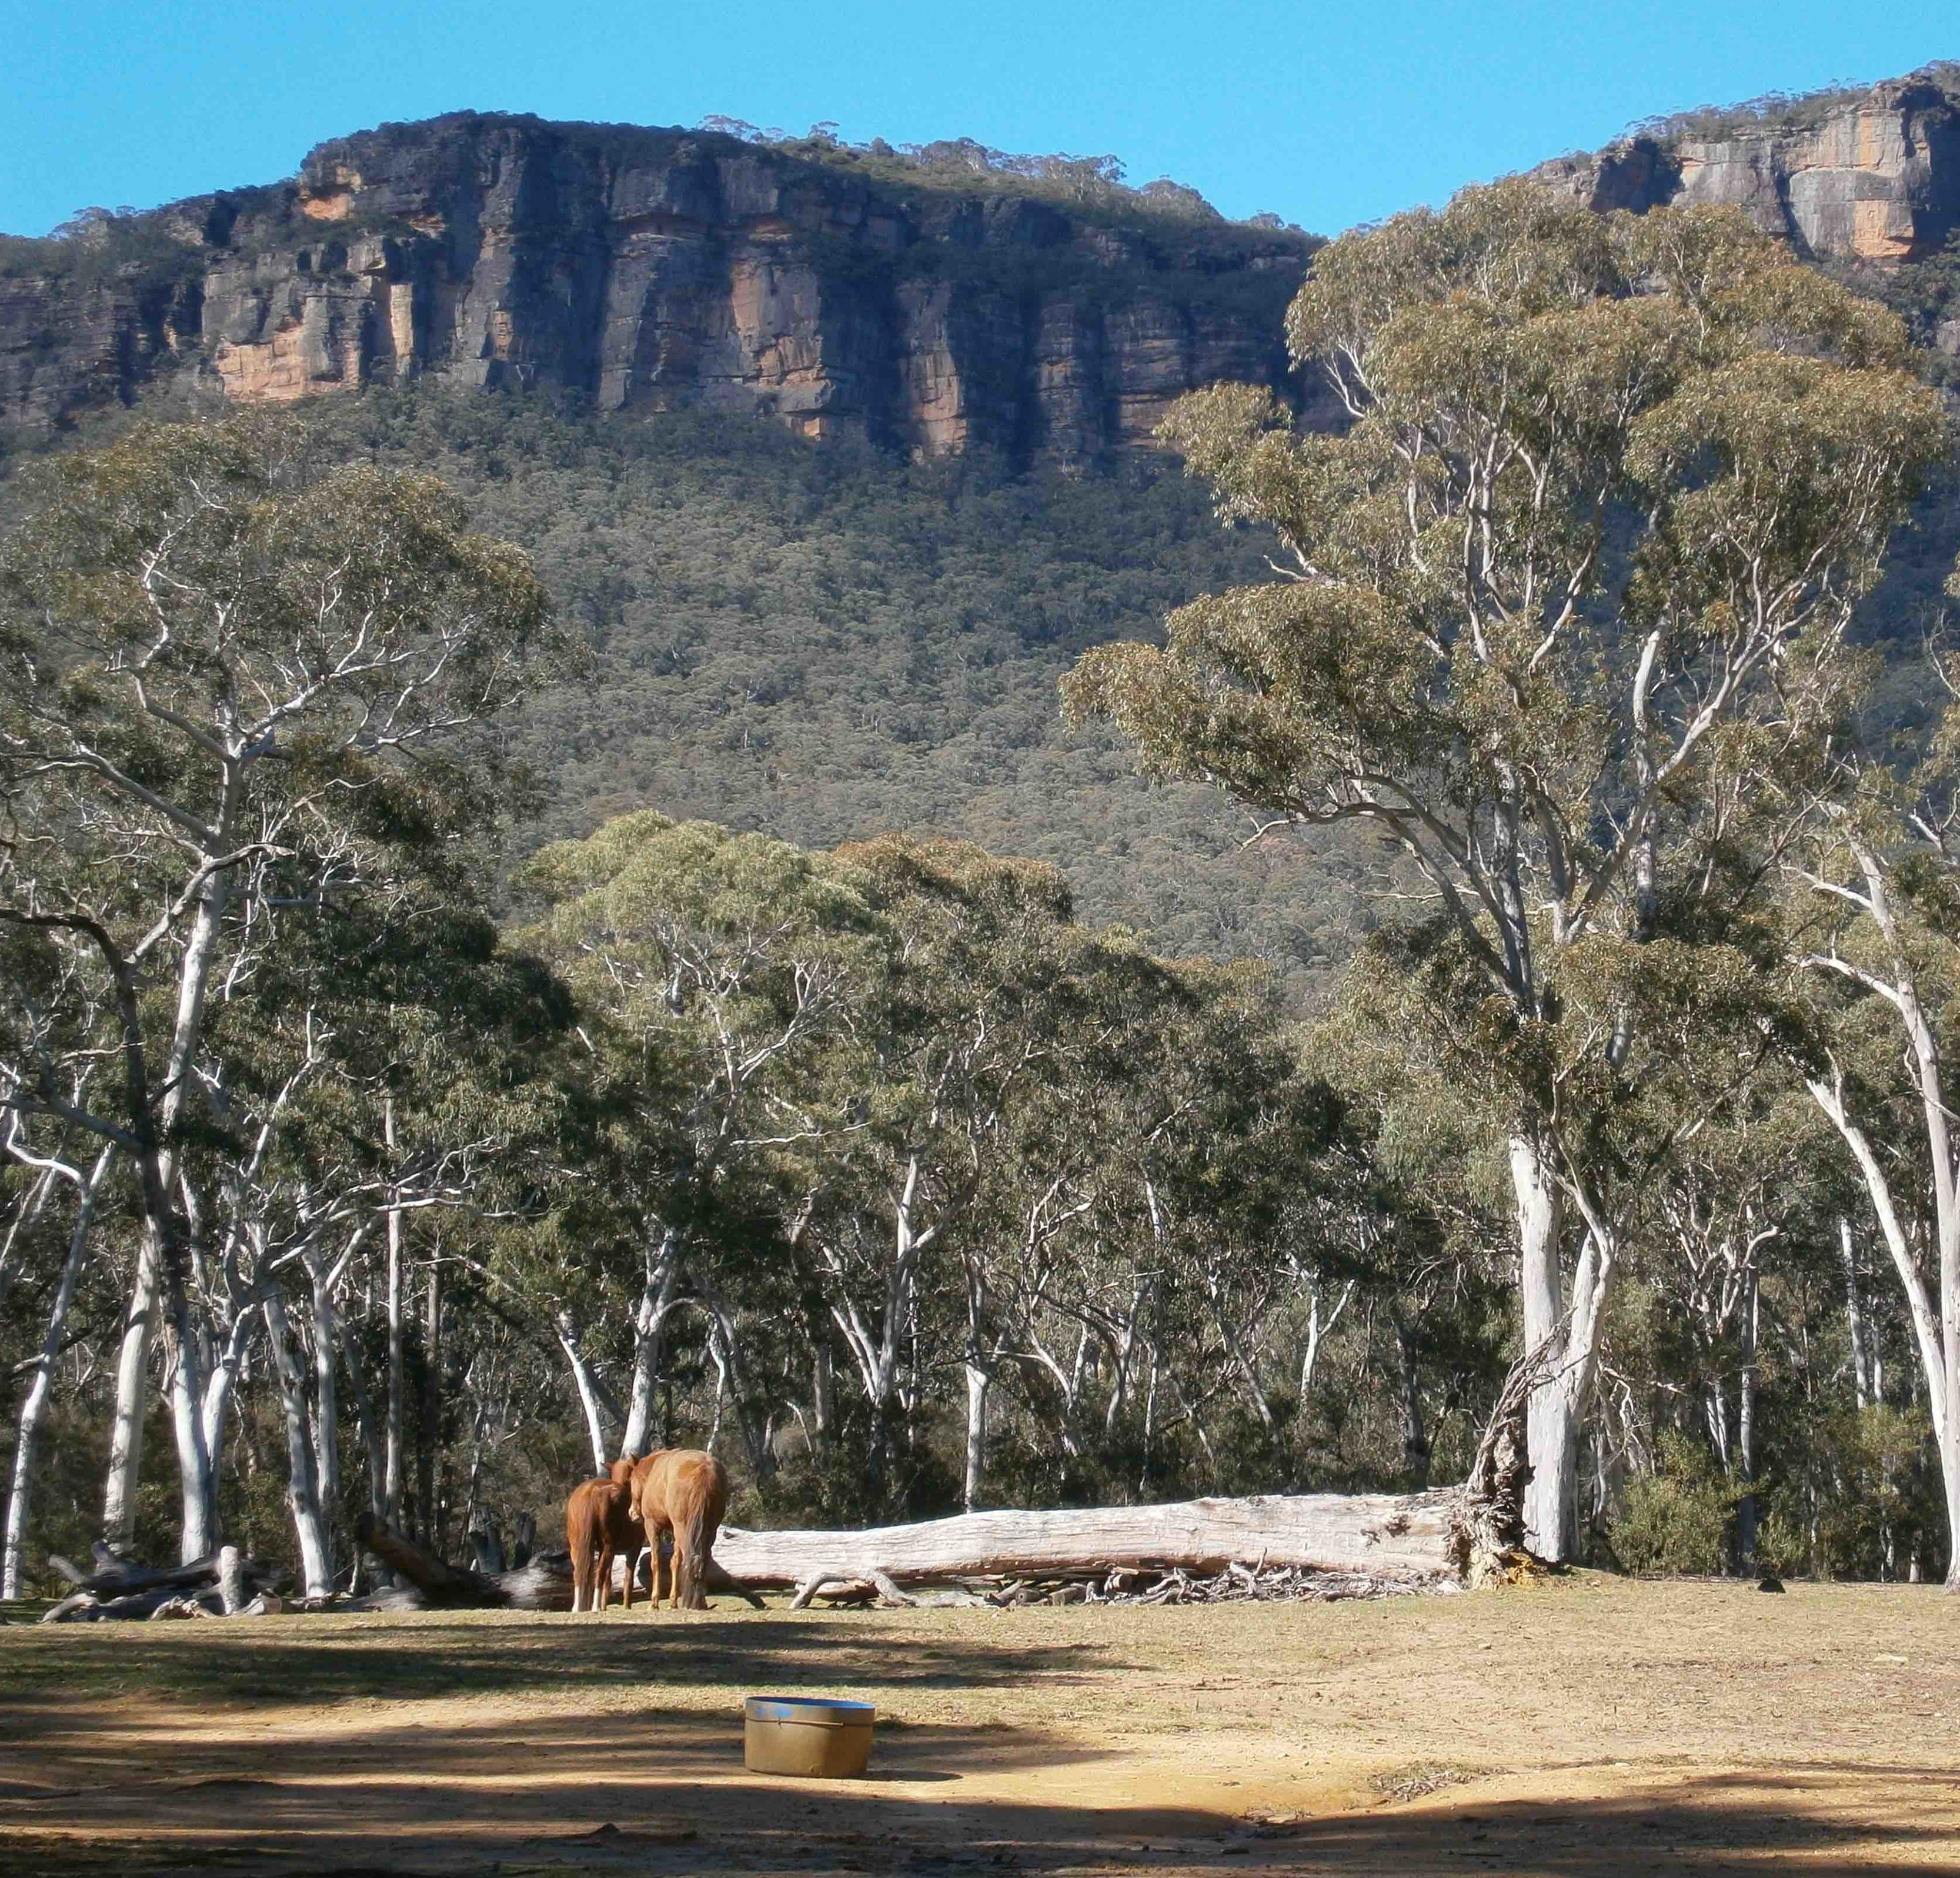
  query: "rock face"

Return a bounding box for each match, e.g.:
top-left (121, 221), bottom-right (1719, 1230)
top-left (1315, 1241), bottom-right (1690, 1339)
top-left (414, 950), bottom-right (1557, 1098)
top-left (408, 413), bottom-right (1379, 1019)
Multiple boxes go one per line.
top-left (1532, 68), bottom-right (1960, 261)
top-left (0, 114), bottom-right (1317, 462)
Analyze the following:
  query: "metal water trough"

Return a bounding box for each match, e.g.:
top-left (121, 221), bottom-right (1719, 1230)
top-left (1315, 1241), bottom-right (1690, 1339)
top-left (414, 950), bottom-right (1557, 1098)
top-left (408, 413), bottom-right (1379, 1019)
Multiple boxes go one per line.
top-left (743, 1695), bottom-right (876, 1777)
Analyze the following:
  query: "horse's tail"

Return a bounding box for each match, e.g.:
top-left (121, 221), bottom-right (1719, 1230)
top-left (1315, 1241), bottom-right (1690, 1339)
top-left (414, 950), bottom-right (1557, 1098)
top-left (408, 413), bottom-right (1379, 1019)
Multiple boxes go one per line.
top-left (565, 1487), bottom-right (596, 1611)
top-left (676, 1459), bottom-right (728, 1610)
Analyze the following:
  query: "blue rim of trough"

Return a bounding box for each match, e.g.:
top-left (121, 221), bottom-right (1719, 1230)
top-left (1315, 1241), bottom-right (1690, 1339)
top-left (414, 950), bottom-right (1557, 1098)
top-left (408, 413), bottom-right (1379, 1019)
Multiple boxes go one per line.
top-left (745, 1696), bottom-right (875, 1723)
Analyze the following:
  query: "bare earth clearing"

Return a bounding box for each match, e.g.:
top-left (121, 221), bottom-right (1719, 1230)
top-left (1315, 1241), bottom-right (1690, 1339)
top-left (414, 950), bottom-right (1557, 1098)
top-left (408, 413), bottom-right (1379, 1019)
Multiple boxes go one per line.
top-left (2, 1577), bottom-right (1956, 1876)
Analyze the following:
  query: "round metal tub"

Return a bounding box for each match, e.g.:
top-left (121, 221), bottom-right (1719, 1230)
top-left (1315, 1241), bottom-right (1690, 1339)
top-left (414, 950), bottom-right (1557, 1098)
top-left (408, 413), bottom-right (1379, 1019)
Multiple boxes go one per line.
top-left (743, 1695), bottom-right (876, 1777)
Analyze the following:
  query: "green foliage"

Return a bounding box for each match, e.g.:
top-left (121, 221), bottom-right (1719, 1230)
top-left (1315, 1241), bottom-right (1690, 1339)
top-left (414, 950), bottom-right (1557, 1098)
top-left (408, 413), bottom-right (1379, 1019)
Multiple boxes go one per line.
top-left (691, 118), bottom-right (1308, 239)
top-left (1607, 1432), bottom-right (1742, 1575)
top-left (291, 384), bottom-right (1378, 991)
top-left (1621, 65), bottom-right (1960, 146)
top-left (6, 144), bottom-right (1959, 1579)
top-left (0, 207), bottom-right (205, 292)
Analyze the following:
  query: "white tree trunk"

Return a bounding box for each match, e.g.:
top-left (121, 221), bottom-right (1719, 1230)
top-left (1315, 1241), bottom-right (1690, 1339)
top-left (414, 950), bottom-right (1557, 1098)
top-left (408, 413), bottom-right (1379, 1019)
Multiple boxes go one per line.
top-left (555, 1315), bottom-right (611, 1475)
top-left (151, 852), bottom-right (234, 1563)
top-left (3, 1146), bottom-right (113, 1599)
top-left (1806, 1069), bottom-right (1959, 1582)
top-left (306, 1242), bottom-right (345, 1585)
top-left (1737, 1262), bottom-right (1759, 1569)
top-left (101, 1234), bottom-right (160, 1549)
top-left (168, 1309), bottom-right (218, 1563)
top-left (620, 1232), bottom-right (678, 1456)
top-left (264, 1291), bottom-right (332, 1599)
top-left (1842, 1217), bottom-right (1872, 1410)
top-left (383, 1105), bottom-right (405, 1525)
top-left (419, 1260), bottom-right (442, 1549)
top-left (194, 1306), bottom-right (253, 1535)
top-left (717, 1490), bottom-right (1461, 1589)
top-left (963, 1362), bottom-right (989, 1512)
top-left (1512, 1135), bottom-right (1577, 1560)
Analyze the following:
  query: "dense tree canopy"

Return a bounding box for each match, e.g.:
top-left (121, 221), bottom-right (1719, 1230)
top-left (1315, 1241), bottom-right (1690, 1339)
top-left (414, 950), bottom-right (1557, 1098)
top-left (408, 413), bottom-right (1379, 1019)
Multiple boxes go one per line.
top-left (2, 175), bottom-right (1958, 1596)
top-left (1067, 184), bottom-right (1949, 1559)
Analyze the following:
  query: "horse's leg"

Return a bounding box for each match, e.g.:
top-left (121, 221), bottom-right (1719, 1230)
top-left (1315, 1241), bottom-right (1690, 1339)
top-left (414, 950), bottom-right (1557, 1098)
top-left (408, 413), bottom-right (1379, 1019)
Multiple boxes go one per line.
top-left (597, 1538), bottom-right (615, 1613)
top-left (653, 1520), bottom-right (673, 1608)
top-left (624, 1525), bottom-right (644, 1609)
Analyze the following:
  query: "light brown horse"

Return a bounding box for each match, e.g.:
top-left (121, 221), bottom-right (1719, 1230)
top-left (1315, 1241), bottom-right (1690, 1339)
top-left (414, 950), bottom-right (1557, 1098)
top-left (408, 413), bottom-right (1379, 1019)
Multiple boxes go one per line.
top-left (629, 1448), bottom-right (729, 1609)
top-left (566, 1467), bottom-right (642, 1612)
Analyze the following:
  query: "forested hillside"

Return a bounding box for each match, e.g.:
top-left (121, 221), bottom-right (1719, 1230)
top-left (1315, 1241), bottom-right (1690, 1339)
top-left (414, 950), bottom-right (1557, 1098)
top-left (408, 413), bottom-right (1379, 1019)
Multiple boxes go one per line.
top-left (9, 75), bottom-right (1960, 1608)
top-left (282, 387), bottom-right (1387, 986)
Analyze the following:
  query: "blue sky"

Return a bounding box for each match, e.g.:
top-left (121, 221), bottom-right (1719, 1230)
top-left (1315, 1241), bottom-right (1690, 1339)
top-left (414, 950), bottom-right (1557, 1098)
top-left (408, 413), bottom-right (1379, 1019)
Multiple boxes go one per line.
top-left (5, 2), bottom-right (1954, 238)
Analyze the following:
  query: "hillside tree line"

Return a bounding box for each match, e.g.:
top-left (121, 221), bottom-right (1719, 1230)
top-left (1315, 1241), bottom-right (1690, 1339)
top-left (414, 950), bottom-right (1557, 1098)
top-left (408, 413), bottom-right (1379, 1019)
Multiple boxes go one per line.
top-left (4, 185), bottom-right (1960, 1594)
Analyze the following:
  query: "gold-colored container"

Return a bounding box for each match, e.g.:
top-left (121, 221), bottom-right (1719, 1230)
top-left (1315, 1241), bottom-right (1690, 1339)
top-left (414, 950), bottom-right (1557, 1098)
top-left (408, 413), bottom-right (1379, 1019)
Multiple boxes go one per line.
top-left (743, 1695), bottom-right (876, 1777)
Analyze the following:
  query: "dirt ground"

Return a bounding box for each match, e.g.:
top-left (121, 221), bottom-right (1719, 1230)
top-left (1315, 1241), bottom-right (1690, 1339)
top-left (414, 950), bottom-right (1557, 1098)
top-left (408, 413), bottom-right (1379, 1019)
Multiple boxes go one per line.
top-left (2, 1574), bottom-right (1957, 1876)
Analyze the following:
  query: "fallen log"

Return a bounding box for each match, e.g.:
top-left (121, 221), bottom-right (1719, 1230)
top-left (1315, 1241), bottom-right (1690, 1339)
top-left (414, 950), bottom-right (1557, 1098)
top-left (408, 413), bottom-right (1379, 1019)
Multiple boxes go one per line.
top-left (350, 1515), bottom-right (576, 1610)
top-left (494, 1552), bottom-right (577, 1611)
top-left (716, 1489), bottom-right (1462, 1592)
top-left (39, 1590), bottom-right (101, 1623)
top-left (355, 1513), bottom-right (500, 1605)
top-left (47, 1545), bottom-right (281, 1600)
top-left (44, 1585), bottom-right (222, 1623)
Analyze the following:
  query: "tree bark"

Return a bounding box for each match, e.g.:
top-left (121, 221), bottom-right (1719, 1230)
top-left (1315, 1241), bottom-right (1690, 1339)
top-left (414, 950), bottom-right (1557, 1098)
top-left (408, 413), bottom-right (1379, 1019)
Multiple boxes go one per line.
top-left (150, 843), bottom-right (236, 1565)
top-left (963, 1362), bottom-right (989, 1513)
top-left (1512, 1135), bottom-right (1577, 1560)
top-left (619, 1231), bottom-right (678, 1456)
top-left (1842, 1217), bottom-right (1872, 1411)
top-left (716, 1489), bottom-right (1461, 1590)
top-left (1737, 1260), bottom-right (1759, 1570)
top-left (352, 1512), bottom-right (573, 1610)
top-left (555, 1316), bottom-right (612, 1474)
top-left (263, 1291), bottom-right (332, 1599)
top-left (305, 1240), bottom-right (345, 1586)
top-left (4, 1145), bottom-right (113, 1599)
top-left (417, 1259), bottom-right (441, 1547)
top-left (1806, 1067), bottom-right (1959, 1585)
top-left (101, 1234), bottom-right (159, 1550)
top-left (383, 1099), bottom-right (405, 1526)
top-left (167, 1296), bottom-right (218, 1563)
top-left (218, 1545), bottom-right (246, 1615)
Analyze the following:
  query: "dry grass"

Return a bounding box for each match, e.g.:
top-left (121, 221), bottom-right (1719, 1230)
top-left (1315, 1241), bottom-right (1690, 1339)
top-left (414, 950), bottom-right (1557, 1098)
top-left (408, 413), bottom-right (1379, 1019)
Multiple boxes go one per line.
top-left (2, 1572), bottom-right (1957, 1874)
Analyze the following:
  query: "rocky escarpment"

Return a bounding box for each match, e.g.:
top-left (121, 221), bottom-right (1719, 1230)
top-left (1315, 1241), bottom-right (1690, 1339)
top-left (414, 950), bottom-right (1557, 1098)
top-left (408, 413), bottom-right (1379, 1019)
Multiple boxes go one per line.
top-left (1532, 66), bottom-right (1960, 262)
top-left (0, 115), bottom-right (1319, 463)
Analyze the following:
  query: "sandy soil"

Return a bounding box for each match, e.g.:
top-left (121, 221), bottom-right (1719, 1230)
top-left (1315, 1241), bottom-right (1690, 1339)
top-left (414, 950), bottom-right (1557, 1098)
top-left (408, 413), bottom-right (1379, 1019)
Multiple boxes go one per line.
top-left (2, 1574), bottom-right (1957, 1875)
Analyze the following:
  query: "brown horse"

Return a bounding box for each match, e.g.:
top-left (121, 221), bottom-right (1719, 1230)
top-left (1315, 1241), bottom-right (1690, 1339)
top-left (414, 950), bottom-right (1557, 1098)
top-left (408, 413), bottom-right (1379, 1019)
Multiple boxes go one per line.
top-left (629, 1448), bottom-right (729, 1609)
top-left (566, 1471), bottom-right (642, 1612)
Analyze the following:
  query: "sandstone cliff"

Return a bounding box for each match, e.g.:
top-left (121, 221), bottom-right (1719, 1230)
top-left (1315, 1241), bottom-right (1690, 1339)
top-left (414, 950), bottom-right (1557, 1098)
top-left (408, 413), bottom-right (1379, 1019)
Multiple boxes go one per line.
top-left (0, 115), bottom-right (1318, 462)
top-left (1532, 66), bottom-right (1960, 263)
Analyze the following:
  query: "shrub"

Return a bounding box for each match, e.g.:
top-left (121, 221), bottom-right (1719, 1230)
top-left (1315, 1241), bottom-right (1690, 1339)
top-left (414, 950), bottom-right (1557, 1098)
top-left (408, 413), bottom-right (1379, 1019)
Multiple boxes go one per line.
top-left (1607, 1432), bottom-right (1740, 1576)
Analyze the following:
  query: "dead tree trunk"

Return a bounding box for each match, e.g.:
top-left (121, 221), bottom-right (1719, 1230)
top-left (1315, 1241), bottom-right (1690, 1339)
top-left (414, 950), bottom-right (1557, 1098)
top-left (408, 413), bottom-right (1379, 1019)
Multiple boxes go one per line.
top-left (352, 1513), bottom-right (573, 1610)
top-left (716, 1489), bottom-right (1460, 1592)
top-left (1450, 1335), bottom-right (1560, 1584)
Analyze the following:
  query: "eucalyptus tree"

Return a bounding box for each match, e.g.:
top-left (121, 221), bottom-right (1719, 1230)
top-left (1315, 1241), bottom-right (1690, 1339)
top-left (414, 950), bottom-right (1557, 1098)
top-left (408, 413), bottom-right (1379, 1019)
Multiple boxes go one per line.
top-left (0, 415), bottom-right (560, 1559)
top-left (0, 1136), bottom-right (115, 1599)
top-left (1792, 653), bottom-right (1960, 1585)
top-left (1056, 955), bottom-right (1328, 1475)
top-left (1627, 1088), bottom-right (1843, 1566)
top-left (823, 836), bottom-right (1096, 1506)
top-left (519, 811), bottom-right (883, 1473)
top-left (1065, 185), bottom-right (1946, 1558)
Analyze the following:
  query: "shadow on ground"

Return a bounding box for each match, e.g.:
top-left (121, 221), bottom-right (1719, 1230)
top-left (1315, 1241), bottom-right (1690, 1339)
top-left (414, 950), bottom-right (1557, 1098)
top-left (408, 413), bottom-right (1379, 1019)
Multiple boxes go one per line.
top-left (1, 1699), bottom-right (1951, 1877)
top-left (0, 1610), bottom-right (1126, 1708)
